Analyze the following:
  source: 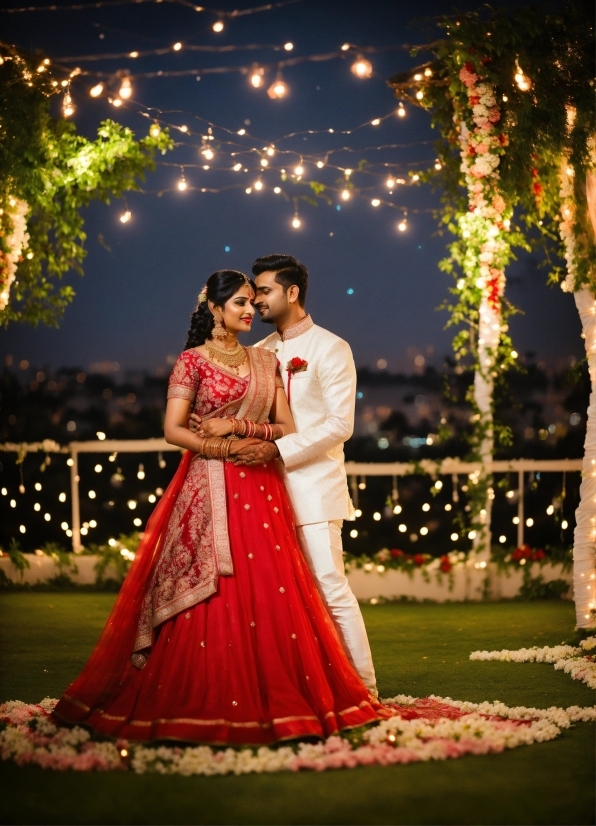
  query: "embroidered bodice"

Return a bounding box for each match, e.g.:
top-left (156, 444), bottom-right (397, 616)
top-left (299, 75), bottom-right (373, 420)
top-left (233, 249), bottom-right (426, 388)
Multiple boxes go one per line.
top-left (167, 349), bottom-right (249, 417)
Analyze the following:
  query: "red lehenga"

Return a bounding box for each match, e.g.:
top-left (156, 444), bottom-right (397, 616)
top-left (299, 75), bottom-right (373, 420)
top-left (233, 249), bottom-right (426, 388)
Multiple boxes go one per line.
top-left (54, 347), bottom-right (388, 745)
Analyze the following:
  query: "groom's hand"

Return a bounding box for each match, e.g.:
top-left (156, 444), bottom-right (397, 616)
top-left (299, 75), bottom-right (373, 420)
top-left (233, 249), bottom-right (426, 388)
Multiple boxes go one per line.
top-left (233, 440), bottom-right (280, 466)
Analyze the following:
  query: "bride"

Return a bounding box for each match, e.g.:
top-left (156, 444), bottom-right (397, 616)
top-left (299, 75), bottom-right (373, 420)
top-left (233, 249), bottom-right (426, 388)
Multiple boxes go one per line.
top-left (54, 269), bottom-right (388, 745)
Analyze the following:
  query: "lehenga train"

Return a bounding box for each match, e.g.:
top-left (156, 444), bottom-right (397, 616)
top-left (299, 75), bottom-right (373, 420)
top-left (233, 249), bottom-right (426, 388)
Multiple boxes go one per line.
top-left (54, 346), bottom-right (388, 745)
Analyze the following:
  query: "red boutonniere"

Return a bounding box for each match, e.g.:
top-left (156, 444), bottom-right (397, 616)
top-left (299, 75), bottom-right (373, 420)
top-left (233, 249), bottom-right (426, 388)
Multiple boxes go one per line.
top-left (285, 357), bottom-right (308, 404)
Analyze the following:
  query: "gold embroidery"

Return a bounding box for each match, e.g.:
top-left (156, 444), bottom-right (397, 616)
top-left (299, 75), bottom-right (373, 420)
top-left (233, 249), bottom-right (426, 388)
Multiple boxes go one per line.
top-left (277, 314), bottom-right (314, 341)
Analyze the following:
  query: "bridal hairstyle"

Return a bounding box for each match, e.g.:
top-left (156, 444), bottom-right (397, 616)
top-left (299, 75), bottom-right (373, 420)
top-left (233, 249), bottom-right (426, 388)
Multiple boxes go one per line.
top-left (251, 254), bottom-right (308, 307)
top-left (185, 269), bottom-right (256, 349)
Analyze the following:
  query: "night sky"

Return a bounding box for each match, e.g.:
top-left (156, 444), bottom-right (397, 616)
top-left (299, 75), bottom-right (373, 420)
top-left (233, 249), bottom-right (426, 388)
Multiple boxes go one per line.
top-left (1, 0), bottom-right (583, 375)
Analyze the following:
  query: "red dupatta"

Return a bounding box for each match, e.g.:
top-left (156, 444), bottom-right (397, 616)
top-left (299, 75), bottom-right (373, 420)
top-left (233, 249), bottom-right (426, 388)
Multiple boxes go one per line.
top-left (54, 347), bottom-right (278, 724)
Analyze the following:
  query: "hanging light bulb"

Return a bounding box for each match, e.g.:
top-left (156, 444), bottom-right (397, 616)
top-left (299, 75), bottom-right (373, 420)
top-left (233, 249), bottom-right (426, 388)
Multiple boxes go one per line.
top-left (397, 102), bottom-right (406, 117)
top-left (294, 163), bottom-right (304, 176)
top-left (111, 98), bottom-right (123, 107)
top-left (351, 56), bottom-right (373, 78)
top-left (89, 82), bottom-right (104, 98)
top-left (514, 59), bottom-right (532, 91)
top-left (316, 160), bottom-right (325, 168)
top-left (120, 209), bottom-right (131, 223)
top-left (424, 67), bottom-right (432, 77)
top-left (62, 92), bottom-right (75, 117)
top-left (202, 147), bottom-right (214, 160)
top-left (212, 19), bottom-right (224, 32)
top-left (149, 123), bottom-right (161, 139)
top-left (172, 42), bottom-right (182, 51)
top-left (398, 214), bottom-right (408, 232)
top-left (416, 90), bottom-right (424, 100)
top-left (137, 463), bottom-right (145, 480)
top-left (267, 77), bottom-right (288, 99)
top-left (266, 145), bottom-right (275, 156)
top-left (292, 215), bottom-right (301, 229)
top-left (341, 189), bottom-right (351, 200)
top-left (233, 162), bottom-right (242, 171)
top-left (386, 177), bottom-right (395, 188)
top-left (118, 75), bottom-right (132, 99)
top-left (178, 172), bottom-right (188, 191)
top-left (254, 179), bottom-right (263, 190)
top-left (284, 42), bottom-right (294, 51)
top-left (249, 66), bottom-right (264, 88)
top-left (434, 159), bottom-right (442, 170)
top-left (260, 158), bottom-right (269, 167)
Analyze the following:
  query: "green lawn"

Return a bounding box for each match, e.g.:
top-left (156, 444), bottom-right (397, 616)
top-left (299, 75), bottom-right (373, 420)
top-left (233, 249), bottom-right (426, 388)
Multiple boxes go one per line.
top-left (0, 594), bottom-right (594, 826)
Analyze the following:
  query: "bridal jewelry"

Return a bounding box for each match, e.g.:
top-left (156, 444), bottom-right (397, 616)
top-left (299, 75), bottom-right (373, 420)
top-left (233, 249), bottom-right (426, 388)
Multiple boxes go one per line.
top-left (211, 308), bottom-right (227, 341)
top-left (206, 338), bottom-right (247, 374)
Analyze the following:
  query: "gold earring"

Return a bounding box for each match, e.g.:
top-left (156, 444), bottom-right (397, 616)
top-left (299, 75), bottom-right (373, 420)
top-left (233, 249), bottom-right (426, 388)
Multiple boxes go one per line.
top-left (212, 308), bottom-right (227, 340)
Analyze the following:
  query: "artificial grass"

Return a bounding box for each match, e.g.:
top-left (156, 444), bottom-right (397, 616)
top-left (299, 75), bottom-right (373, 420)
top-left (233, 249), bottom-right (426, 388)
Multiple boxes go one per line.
top-left (0, 594), bottom-right (594, 825)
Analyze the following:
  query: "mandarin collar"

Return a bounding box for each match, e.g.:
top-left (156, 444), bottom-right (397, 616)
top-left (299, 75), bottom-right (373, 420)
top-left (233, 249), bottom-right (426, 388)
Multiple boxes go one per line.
top-left (277, 314), bottom-right (313, 342)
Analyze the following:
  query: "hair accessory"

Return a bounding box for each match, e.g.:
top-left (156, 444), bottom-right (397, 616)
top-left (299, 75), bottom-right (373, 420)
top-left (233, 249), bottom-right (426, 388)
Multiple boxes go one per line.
top-left (197, 285), bottom-right (208, 305)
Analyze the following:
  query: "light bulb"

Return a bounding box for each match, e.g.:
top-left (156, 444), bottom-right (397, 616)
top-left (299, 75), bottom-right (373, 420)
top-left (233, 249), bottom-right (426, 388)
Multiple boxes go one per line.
top-left (371, 118), bottom-right (380, 126)
top-left (89, 83), bottom-right (104, 97)
top-left (398, 219), bottom-right (407, 232)
top-left (294, 164), bottom-right (304, 176)
top-left (120, 210), bottom-right (131, 223)
top-left (397, 103), bottom-right (405, 117)
top-left (386, 177), bottom-right (395, 189)
top-left (202, 148), bottom-right (214, 160)
top-left (424, 67), bottom-right (432, 76)
top-left (62, 93), bottom-right (75, 117)
top-left (434, 160), bottom-right (442, 170)
top-left (254, 179), bottom-right (263, 190)
top-left (341, 189), bottom-right (351, 200)
top-left (212, 19), bottom-right (224, 32)
top-left (268, 79), bottom-right (288, 99)
top-left (371, 199), bottom-right (380, 207)
top-left (292, 216), bottom-right (301, 228)
top-left (250, 70), bottom-right (263, 88)
top-left (351, 57), bottom-right (373, 78)
top-left (178, 177), bottom-right (188, 191)
top-left (284, 42), bottom-right (293, 51)
top-left (266, 146), bottom-right (275, 156)
top-left (119, 76), bottom-right (132, 99)
top-left (260, 158), bottom-right (268, 167)
top-left (316, 160), bottom-right (324, 168)
top-left (233, 163), bottom-right (242, 171)
top-left (112, 98), bottom-right (122, 107)
top-left (237, 128), bottom-right (246, 135)
top-left (172, 42), bottom-right (182, 51)
top-left (149, 123), bottom-right (161, 138)
top-left (129, 51), bottom-right (139, 58)
top-left (414, 73), bottom-right (422, 81)
top-left (273, 186), bottom-right (281, 193)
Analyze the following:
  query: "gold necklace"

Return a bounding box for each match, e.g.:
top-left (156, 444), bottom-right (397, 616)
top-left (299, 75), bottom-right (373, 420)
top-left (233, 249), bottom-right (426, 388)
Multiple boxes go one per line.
top-left (206, 339), bottom-right (247, 374)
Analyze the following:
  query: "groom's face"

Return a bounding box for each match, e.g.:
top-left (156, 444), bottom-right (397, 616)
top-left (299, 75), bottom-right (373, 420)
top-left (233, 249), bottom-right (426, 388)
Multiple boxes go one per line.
top-left (254, 270), bottom-right (290, 324)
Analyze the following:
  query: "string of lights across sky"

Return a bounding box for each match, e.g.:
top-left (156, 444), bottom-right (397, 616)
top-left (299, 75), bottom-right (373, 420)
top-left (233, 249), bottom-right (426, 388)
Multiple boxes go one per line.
top-left (2, 0), bottom-right (441, 232)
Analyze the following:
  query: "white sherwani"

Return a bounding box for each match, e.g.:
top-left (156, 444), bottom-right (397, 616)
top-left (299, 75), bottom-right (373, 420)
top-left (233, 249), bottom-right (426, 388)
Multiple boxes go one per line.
top-left (256, 315), bottom-right (377, 693)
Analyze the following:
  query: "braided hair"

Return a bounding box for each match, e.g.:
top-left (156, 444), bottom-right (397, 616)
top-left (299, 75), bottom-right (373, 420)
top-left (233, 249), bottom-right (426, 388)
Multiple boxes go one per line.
top-left (185, 269), bottom-right (256, 349)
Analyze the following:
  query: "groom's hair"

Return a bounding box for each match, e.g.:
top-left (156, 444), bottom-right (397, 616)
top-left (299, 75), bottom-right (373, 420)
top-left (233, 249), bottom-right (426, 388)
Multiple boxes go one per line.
top-left (252, 254), bottom-right (308, 307)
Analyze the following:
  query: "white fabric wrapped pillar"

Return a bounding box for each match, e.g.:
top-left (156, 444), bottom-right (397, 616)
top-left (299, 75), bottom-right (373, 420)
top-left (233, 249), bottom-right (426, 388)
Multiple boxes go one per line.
top-left (572, 287), bottom-right (596, 627)
top-left (472, 295), bottom-right (500, 558)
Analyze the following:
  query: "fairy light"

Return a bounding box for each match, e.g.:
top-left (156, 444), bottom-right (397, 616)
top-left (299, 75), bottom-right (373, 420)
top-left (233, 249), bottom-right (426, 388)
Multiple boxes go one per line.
top-left (514, 59), bottom-right (532, 91)
top-left (96, 431), bottom-right (106, 440)
top-left (149, 122), bottom-right (161, 138)
top-left (351, 57), bottom-right (373, 78)
top-left (88, 490), bottom-right (96, 499)
top-left (422, 503), bottom-right (430, 512)
top-left (424, 67), bottom-right (432, 77)
top-left (249, 67), bottom-right (264, 88)
top-left (128, 500), bottom-right (137, 510)
top-left (416, 90), bottom-right (424, 100)
top-left (273, 186), bottom-right (281, 193)
top-left (34, 503), bottom-right (41, 511)
top-left (89, 82), bottom-right (104, 97)
top-left (316, 160), bottom-right (324, 168)
top-left (450, 532), bottom-right (459, 541)
top-left (94, 464), bottom-right (102, 473)
top-left (267, 78), bottom-right (288, 99)
top-left (393, 504), bottom-right (402, 514)
top-left (397, 215), bottom-right (408, 232)
top-left (254, 179), bottom-right (263, 190)
top-left (118, 75), bottom-right (132, 99)
top-left (129, 51), bottom-right (139, 58)
top-left (62, 91), bottom-right (75, 118)
top-left (233, 162), bottom-right (242, 171)
top-left (178, 172), bottom-right (188, 191)
top-left (172, 42), bottom-right (182, 51)
top-left (202, 147), bottom-right (214, 160)
top-left (120, 210), bottom-right (131, 223)
top-left (292, 212), bottom-right (301, 229)
top-left (260, 158), bottom-right (268, 167)
top-left (420, 527), bottom-right (429, 536)
top-left (371, 118), bottom-right (381, 126)
top-left (397, 102), bottom-right (406, 117)
top-left (371, 199), bottom-right (380, 207)
top-left (137, 463), bottom-right (145, 480)
top-left (284, 42), bottom-right (294, 51)
top-left (398, 524), bottom-right (407, 533)
top-left (341, 189), bottom-right (351, 200)
top-left (237, 128), bottom-right (246, 135)
top-left (212, 19), bottom-right (224, 32)
top-left (386, 177), bottom-right (395, 188)
top-left (294, 163), bottom-right (304, 176)
top-left (112, 98), bottom-right (122, 107)
top-left (373, 512), bottom-right (381, 521)
top-left (434, 159), bottom-right (442, 170)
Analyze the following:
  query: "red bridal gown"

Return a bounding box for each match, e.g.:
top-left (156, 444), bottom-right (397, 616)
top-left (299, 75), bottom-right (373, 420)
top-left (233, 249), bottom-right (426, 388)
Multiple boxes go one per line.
top-left (69, 350), bottom-right (385, 746)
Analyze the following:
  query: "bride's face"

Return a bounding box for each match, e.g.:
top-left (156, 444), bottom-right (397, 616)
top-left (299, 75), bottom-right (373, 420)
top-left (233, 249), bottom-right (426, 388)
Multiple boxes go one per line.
top-left (218, 284), bottom-right (255, 336)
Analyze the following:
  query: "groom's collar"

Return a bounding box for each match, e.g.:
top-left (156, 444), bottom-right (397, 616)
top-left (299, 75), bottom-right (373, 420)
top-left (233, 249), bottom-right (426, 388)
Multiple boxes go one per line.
top-left (276, 313), bottom-right (313, 341)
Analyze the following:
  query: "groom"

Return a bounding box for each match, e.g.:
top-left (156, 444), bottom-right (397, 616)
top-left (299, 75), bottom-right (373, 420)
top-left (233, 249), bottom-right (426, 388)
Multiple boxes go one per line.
top-left (192, 254), bottom-right (377, 695)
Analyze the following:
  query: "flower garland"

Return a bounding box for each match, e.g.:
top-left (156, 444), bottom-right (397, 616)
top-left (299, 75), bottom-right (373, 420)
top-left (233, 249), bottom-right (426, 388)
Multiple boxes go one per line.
top-left (2, 693), bottom-right (594, 776)
top-left (0, 198), bottom-right (30, 313)
top-left (470, 636), bottom-right (596, 690)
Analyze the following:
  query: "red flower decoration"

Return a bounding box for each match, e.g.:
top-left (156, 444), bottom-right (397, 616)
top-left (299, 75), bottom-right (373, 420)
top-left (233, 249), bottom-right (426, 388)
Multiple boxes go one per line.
top-left (440, 555), bottom-right (452, 573)
top-left (390, 549), bottom-right (404, 558)
top-left (286, 357), bottom-right (308, 375)
top-left (413, 554), bottom-right (426, 566)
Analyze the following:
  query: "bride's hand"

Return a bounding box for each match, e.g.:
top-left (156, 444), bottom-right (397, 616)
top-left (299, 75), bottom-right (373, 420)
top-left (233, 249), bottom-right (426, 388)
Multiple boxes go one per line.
top-left (198, 418), bottom-right (233, 437)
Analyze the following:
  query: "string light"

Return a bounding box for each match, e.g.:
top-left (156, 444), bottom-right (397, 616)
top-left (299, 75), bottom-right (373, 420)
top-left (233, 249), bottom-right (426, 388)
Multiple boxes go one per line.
top-left (386, 177), bottom-right (395, 188)
top-left (351, 56), bottom-right (373, 78)
top-left (267, 77), bottom-right (288, 99)
top-left (202, 147), bottom-right (214, 160)
top-left (341, 189), bottom-right (351, 200)
top-left (118, 75), bottom-right (132, 99)
top-left (514, 59), bottom-right (532, 91)
top-left (249, 66), bottom-right (264, 88)
top-left (111, 97), bottom-right (122, 107)
top-left (371, 199), bottom-right (380, 207)
top-left (149, 122), bottom-right (161, 138)
top-left (177, 171), bottom-right (188, 191)
top-left (89, 82), bottom-right (104, 97)
top-left (62, 90), bottom-right (75, 117)
top-left (294, 162), bottom-right (304, 176)
top-left (397, 213), bottom-right (408, 232)
top-left (212, 19), bottom-right (225, 32)
top-left (254, 178), bottom-right (263, 190)
top-left (397, 102), bottom-right (405, 117)
top-left (120, 209), bottom-right (131, 223)
top-left (284, 42), bottom-right (293, 51)
top-left (291, 211), bottom-right (301, 228)
top-left (172, 42), bottom-right (182, 51)
top-left (137, 463), bottom-right (145, 480)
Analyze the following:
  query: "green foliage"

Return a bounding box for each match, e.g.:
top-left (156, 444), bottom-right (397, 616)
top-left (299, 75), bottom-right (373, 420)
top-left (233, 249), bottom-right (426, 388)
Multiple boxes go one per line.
top-left (0, 44), bottom-right (173, 327)
top-left (518, 575), bottom-right (570, 601)
top-left (85, 532), bottom-right (139, 585)
top-left (4, 538), bottom-right (30, 580)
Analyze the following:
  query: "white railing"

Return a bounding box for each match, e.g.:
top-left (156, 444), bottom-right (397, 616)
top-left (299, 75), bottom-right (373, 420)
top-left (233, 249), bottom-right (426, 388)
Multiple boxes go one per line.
top-left (1, 440), bottom-right (582, 553)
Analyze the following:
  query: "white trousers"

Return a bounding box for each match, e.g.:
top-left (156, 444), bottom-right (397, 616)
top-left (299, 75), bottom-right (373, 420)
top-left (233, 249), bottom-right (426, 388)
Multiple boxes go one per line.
top-left (296, 520), bottom-right (377, 693)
